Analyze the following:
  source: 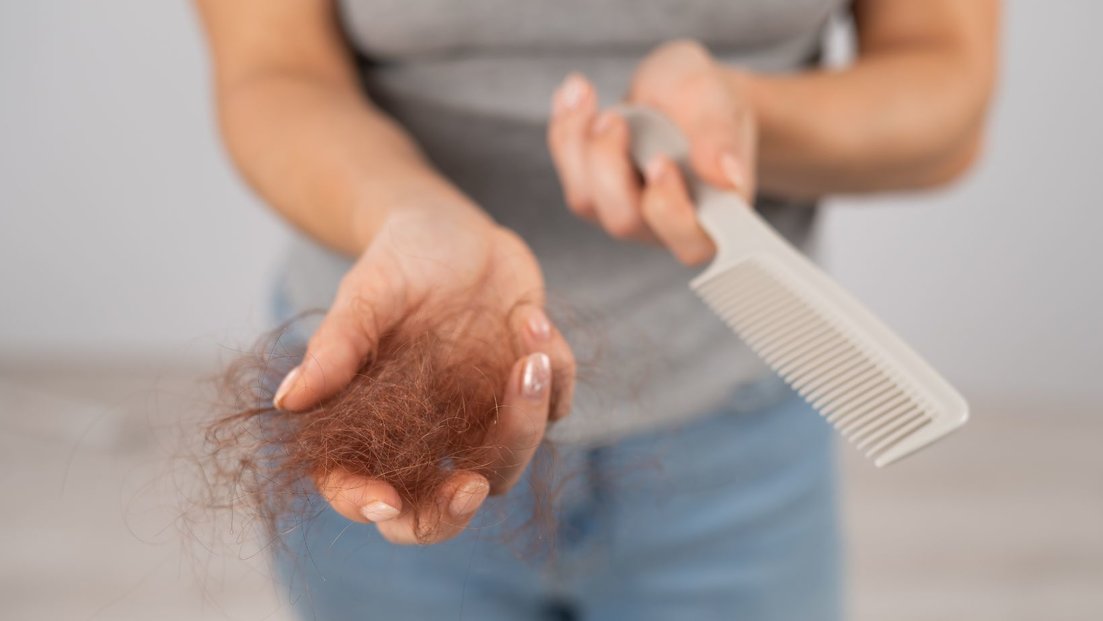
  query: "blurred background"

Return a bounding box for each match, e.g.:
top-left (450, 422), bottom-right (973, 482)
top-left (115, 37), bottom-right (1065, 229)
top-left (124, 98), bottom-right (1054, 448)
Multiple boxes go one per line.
top-left (1, 2), bottom-right (1099, 620)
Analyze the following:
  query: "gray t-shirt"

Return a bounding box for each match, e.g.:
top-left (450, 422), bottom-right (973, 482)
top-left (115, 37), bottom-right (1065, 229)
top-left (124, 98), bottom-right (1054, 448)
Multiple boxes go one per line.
top-left (280, 0), bottom-right (848, 444)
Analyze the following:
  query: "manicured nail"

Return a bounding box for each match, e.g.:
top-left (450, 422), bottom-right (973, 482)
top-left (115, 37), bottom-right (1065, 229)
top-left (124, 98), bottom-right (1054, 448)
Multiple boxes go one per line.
top-left (719, 152), bottom-right (747, 190)
top-left (273, 366), bottom-right (300, 410)
top-left (645, 155), bottom-right (668, 184)
top-left (559, 73), bottom-right (587, 111)
top-left (591, 110), bottom-right (616, 135)
top-left (521, 353), bottom-right (551, 399)
top-left (449, 480), bottom-right (489, 517)
top-left (361, 500), bottom-right (400, 523)
top-left (527, 311), bottom-right (551, 341)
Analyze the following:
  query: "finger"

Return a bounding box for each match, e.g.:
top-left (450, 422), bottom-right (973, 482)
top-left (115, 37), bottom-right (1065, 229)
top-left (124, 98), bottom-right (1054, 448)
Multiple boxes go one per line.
top-left (626, 39), bottom-right (756, 199)
top-left (585, 110), bottom-right (655, 241)
top-left (548, 73), bottom-right (599, 220)
top-left (507, 305), bottom-right (574, 420)
top-left (683, 110), bottom-right (757, 202)
top-left (481, 352), bottom-right (552, 494)
top-left (641, 154), bottom-right (716, 266)
top-left (274, 263), bottom-right (404, 411)
top-left (511, 305), bottom-right (575, 423)
top-left (375, 471), bottom-right (490, 545)
top-left (315, 469), bottom-right (403, 525)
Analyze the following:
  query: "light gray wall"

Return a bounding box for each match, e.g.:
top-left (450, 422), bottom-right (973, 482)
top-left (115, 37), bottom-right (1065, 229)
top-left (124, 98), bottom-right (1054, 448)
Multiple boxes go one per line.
top-left (823, 4), bottom-right (1103, 406)
top-left (1, 2), bottom-right (1099, 404)
top-left (0, 1), bottom-right (288, 363)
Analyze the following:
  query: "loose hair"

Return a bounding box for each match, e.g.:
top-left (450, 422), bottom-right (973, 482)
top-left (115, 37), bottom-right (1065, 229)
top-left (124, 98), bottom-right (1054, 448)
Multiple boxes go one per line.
top-left (202, 306), bottom-right (564, 546)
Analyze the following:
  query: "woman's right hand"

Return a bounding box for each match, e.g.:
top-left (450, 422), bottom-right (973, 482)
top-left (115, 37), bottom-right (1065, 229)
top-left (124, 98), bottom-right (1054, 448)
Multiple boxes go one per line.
top-left (273, 197), bottom-right (575, 544)
top-left (547, 40), bottom-right (756, 266)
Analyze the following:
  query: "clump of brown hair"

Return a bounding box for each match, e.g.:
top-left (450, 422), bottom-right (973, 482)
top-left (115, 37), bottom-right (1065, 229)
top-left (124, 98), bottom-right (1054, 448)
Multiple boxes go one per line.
top-left (203, 307), bottom-right (560, 546)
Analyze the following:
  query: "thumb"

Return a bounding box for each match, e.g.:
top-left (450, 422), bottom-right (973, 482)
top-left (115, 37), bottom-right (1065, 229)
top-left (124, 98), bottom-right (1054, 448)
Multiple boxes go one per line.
top-left (274, 266), bottom-right (405, 412)
top-left (683, 110), bottom-right (756, 202)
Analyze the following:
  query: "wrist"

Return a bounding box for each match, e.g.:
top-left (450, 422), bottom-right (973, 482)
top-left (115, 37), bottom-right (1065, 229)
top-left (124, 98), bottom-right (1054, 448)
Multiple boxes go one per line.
top-left (348, 168), bottom-right (487, 252)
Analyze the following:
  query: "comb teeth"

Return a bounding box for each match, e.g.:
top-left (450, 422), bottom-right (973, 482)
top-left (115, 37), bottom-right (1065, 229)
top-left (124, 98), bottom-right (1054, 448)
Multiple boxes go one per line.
top-left (694, 258), bottom-right (935, 465)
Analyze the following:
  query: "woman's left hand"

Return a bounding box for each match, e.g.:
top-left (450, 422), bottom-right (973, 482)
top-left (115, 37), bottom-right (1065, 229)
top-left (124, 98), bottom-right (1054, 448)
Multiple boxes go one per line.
top-left (547, 39), bottom-right (757, 266)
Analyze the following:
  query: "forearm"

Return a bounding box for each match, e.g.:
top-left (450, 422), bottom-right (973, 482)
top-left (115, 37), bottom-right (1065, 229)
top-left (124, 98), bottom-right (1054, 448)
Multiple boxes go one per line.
top-left (216, 71), bottom-right (476, 255)
top-left (731, 49), bottom-right (992, 201)
top-left (728, 0), bottom-right (999, 201)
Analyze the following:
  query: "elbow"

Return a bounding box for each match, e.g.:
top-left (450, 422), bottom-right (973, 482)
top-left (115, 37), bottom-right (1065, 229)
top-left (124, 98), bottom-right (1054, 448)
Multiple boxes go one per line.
top-left (913, 127), bottom-right (987, 189)
top-left (913, 70), bottom-right (997, 190)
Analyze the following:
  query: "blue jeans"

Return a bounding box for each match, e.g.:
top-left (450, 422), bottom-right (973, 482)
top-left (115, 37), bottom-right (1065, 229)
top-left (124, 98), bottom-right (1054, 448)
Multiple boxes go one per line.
top-left (271, 387), bottom-right (842, 621)
top-left (269, 280), bottom-right (841, 619)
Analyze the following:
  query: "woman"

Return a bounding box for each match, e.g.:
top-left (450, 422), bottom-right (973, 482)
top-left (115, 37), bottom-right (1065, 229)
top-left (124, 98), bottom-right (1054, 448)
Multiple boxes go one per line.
top-left (196, 1), bottom-right (998, 619)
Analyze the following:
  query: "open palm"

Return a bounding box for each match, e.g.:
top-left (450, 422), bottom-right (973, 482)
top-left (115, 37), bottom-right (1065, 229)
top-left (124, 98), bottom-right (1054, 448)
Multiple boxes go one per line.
top-left (275, 203), bottom-right (575, 544)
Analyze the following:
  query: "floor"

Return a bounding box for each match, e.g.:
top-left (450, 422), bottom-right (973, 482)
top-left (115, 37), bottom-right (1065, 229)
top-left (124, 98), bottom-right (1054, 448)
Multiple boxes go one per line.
top-left (0, 362), bottom-right (1099, 620)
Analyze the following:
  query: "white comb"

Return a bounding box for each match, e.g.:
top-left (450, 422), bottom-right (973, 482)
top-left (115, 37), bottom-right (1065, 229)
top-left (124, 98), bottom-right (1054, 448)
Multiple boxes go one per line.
top-left (619, 105), bottom-right (968, 467)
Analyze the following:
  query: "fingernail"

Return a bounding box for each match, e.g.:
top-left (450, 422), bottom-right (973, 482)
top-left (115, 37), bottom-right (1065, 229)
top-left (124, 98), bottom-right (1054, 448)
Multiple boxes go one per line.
top-left (645, 155), bottom-right (668, 184)
top-left (559, 73), bottom-right (587, 111)
top-left (521, 353), bottom-right (551, 400)
top-left (273, 366), bottom-right (300, 410)
top-left (361, 500), bottom-right (400, 523)
top-left (719, 152), bottom-right (747, 190)
top-left (449, 480), bottom-right (489, 517)
top-left (527, 311), bottom-right (551, 341)
top-left (591, 110), bottom-right (616, 135)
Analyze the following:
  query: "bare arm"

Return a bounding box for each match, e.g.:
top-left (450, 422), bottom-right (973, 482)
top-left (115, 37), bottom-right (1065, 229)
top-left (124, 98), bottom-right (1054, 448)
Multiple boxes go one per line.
top-left (194, 0), bottom-right (478, 256)
top-left (546, 0), bottom-right (999, 264)
top-left (194, 0), bottom-right (575, 545)
top-left (739, 0), bottom-right (1000, 198)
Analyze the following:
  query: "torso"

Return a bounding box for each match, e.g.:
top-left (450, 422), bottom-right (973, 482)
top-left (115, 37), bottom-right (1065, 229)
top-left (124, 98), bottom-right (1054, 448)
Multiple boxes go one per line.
top-left (281, 0), bottom-right (848, 444)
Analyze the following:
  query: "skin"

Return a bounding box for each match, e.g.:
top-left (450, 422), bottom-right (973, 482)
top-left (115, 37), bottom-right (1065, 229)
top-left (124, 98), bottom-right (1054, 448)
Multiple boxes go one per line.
top-left (194, 0), bottom-right (998, 544)
top-left (548, 0), bottom-right (1000, 265)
